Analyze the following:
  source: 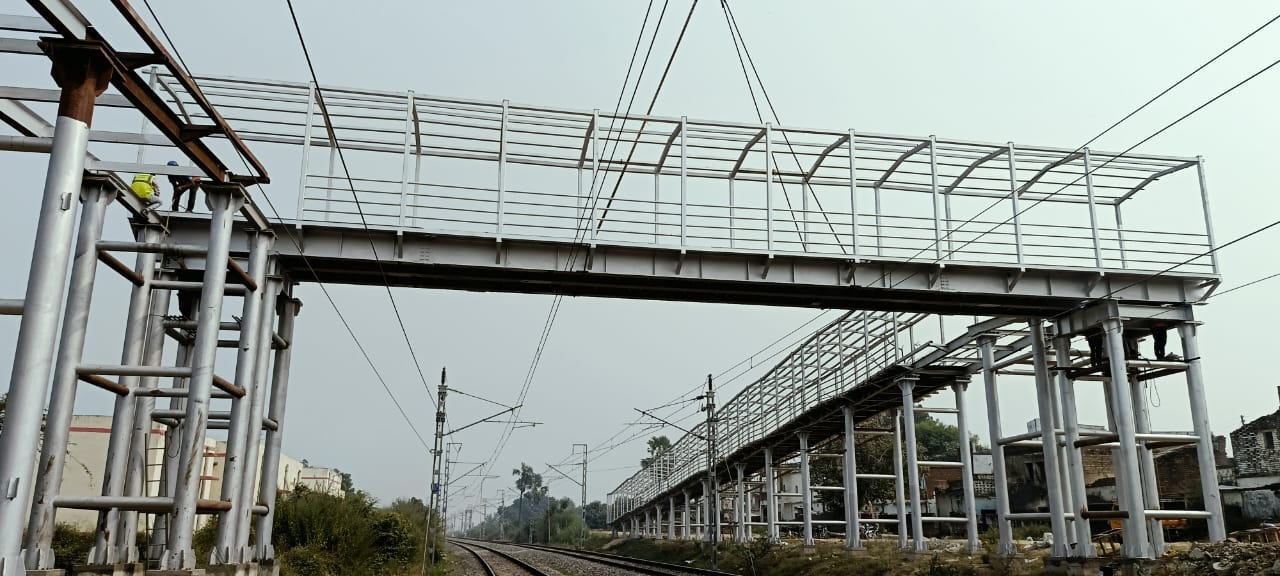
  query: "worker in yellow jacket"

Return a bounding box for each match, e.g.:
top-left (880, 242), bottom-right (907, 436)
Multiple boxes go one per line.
top-left (131, 173), bottom-right (160, 207)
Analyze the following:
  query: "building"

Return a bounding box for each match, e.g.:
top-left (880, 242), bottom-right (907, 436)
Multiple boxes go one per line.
top-left (1221, 388), bottom-right (1280, 528)
top-left (53, 414), bottom-right (323, 531)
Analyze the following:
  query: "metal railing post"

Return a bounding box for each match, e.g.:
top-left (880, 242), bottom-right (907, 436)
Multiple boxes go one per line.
top-left (929, 136), bottom-right (943, 261)
top-left (848, 130), bottom-right (859, 258)
top-left (680, 116), bottom-right (687, 249)
top-left (765, 123), bottom-right (773, 254)
top-left (295, 81), bottom-right (315, 227)
top-left (498, 100), bottom-right (508, 242)
top-left (1083, 148), bottom-right (1103, 270)
top-left (1195, 157), bottom-right (1219, 273)
top-left (1008, 143), bottom-right (1025, 268)
top-left (397, 91), bottom-right (414, 233)
top-left (590, 109), bottom-right (599, 243)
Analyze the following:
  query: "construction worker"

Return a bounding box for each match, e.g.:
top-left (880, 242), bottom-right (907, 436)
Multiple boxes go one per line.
top-left (131, 172), bottom-right (160, 207)
top-left (166, 160), bottom-right (200, 212)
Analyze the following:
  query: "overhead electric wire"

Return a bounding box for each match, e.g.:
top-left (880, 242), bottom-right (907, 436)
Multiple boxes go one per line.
top-left (864, 10), bottom-right (1280, 290)
top-left (139, 0), bottom-right (432, 451)
top-left (283, 0), bottom-right (443, 416)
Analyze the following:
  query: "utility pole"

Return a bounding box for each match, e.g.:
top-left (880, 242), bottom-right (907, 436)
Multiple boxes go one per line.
top-left (577, 443), bottom-right (588, 545)
top-left (699, 374), bottom-right (718, 570)
top-left (499, 489), bottom-right (506, 541)
top-left (443, 442), bottom-right (461, 538)
top-left (426, 368), bottom-right (448, 567)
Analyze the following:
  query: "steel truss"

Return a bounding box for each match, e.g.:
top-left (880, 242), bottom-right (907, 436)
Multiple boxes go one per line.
top-left (607, 305), bottom-right (1226, 560)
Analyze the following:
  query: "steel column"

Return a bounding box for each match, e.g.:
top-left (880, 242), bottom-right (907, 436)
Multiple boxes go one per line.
top-left (93, 225), bottom-right (162, 564)
top-left (254, 295), bottom-right (298, 560)
top-left (0, 46), bottom-right (111, 575)
top-left (165, 187), bottom-right (246, 569)
top-left (1131, 365), bottom-right (1165, 555)
top-left (668, 496), bottom-right (675, 541)
top-left (1053, 336), bottom-right (1094, 556)
top-left (734, 464), bottom-right (746, 542)
top-left (119, 280), bottom-right (172, 561)
top-left (799, 432), bottom-right (814, 545)
top-left (980, 337), bottom-right (1014, 555)
top-left (1178, 321), bottom-right (1226, 541)
top-left (23, 182), bottom-right (112, 569)
top-left (235, 274), bottom-right (282, 558)
top-left (954, 381), bottom-right (979, 554)
top-left (149, 340), bottom-right (192, 560)
top-left (213, 232), bottom-right (273, 562)
top-left (764, 447), bottom-right (777, 542)
top-left (899, 381), bottom-right (925, 552)
top-left (892, 408), bottom-right (907, 550)
top-left (1029, 320), bottom-right (1070, 557)
top-left (1102, 317), bottom-right (1150, 558)
top-left (682, 490), bottom-right (691, 541)
top-left (842, 405), bottom-right (861, 550)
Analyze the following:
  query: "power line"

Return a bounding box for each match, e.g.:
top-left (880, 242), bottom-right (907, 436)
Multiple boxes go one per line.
top-left (865, 10), bottom-right (1280, 290)
top-left (138, 1), bottom-right (432, 451)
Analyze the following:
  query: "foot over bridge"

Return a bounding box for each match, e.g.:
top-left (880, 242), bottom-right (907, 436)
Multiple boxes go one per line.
top-left (607, 304), bottom-right (1226, 560)
top-left (0, 4), bottom-right (1225, 574)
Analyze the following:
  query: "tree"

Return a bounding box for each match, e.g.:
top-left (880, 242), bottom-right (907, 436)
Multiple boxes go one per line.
top-left (641, 435), bottom-right (671, 468)
top-left (512, 463), bottom-right (546, 543)
top-left (582, 500), bottom-right (607, 530)
top-left (335, 469), bottom-right (355, 495)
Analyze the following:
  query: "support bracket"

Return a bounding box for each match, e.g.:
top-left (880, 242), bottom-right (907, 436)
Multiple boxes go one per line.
top-left (1006, 269), bottom-right (1025, 293)
top-left (585, 243), bottom-right (596, 271)
top-left (674, 250), bottom-right (686, 275)
top-left (844, 260), bottom-right (858, 285)
top-left (494, 239), bottom-right (502, 265)
top-left (1085, 272), bottom-right (1104, 296)
top-left (761, 254), bottom-right (774, 280)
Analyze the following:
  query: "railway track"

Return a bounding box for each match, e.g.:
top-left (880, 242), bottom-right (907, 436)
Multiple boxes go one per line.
top-left (455, 538), bottom-right (736, 576)
top-left (453, 540), bottom-right (553, 576)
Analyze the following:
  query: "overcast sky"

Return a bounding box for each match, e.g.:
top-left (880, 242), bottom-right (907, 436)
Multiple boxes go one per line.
top-left (2, 1), bottom-right (1280, 523)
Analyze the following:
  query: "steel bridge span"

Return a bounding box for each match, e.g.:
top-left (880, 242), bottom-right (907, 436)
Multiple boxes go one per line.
top-left (0, 1), bottom-right (1228, 574)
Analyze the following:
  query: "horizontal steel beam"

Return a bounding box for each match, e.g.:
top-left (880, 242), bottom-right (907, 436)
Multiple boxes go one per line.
top-left (0, 298), bottom-right (22, 315)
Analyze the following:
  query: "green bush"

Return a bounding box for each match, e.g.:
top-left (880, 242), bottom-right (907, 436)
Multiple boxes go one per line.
top-left (50, 523), bottom-right (94, 570)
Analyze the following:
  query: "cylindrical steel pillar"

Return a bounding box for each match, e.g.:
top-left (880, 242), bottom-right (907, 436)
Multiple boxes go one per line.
top-left (799, 432), bottom-right (814, 546)
top-left (1030, 320), bottom-right (1069, 557)
top-left (763, 447), bottom-right (777, 542)
top-left (681, 490), bottom-right (691, 541)
top-left (119, 278), bottom-right (172, 561)
top-left (842, 405), bottom-right (861, 550)
top-left (24, 183), bottom-right (112, 569)
top-left (1053, 336), bottom-right (1094, 557)
top-left (899, 381), bottom-right (925, 552)
top-left (213, 233), bottom-right (272, 563)
top-left (1131, 369), bottom-right (1165, 555)
top-left (92, 225), bottom-right (162, 564)
top-left (0, 44), bottom-right (111, 575)
top-left (733, 464), bottom-right (746, 543)
top-left (954, 381), bottom-right (979, 554)
top-left (165, 187), bottom-right (246, 569)
top-left (234, 274), bottom-right (280, 559)
top-left (149, 340), bottom-right (192, 560)
top-left (980, 337), bottom-right (1014, 555)
top-left (1102, 317), bottom-right (1151, 558)
top-left (1178, 321), bottom-right (1226, 541)
top-left (893, 408), bottom-right (908, 550)
top-left (253, 294), bottom-right (298, 560)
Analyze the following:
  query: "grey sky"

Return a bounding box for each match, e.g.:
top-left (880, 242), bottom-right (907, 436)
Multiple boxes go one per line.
top-left (2, 1), bottom-right (1279, 522)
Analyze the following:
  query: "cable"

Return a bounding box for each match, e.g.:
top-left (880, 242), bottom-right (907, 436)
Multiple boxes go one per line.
top-left (283, 0), bottom-right (441, 412)
top-left (866, 10), bottom-right (1280, 290)
top-left (139, 2), bottom-right (432, 451)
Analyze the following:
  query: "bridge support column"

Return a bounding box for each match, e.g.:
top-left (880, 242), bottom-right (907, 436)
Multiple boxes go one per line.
top-left (22, 181), bottom-right (114, 570)
top-left (164, 186), bottom-right (247, 570)
top-left (798, 432), bottom-right (814, 546)
top-left (1053, 335), bottom-right (1094, 557)
top-left (668, 496), bottom-right (675, 540)
top-left (682, 490), bottom-right (691, 540)
top-left (762, 446), bottom-right (776, 542)
top-left (1180, 321), bottom-right (1226, 542)
top-left (93, 225), bottom-right (163, 565)
top-left (979, 336), bottom-right (1014, 555)
top-left (0, 41), bottom-right (112, 576)
top-left (1030, 320), bottom-right (1070, 557)
top-left (1131, 362), bottom-right (1165, 556)
top-left (654, 504), bottom-right (662, 539)
top-left (1102, 317), bottom-right (1151, 559)
top-left (120, 277), bottom-right (173, 561)
top-left (214, 232), bottom-right (274, 564)
top-left (734, 464), bottom-right (746, 543)
top-left (892, 408), bottom-right (908, 550)
top-left (254, 294), bottom-right (301, 561)
top-left (842, 406), bottom-right (862, 550)
top-left (236, 274), bottom-right (282, 562)
top-left (953, 380), bottom-right (979, 555)
top-left (898, 380), bottom-right (925, 552)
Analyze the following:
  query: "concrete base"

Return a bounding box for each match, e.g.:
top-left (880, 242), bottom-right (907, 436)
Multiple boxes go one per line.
top-left (71, 564), bottom-right (145, 576)
top-left (202, 562), bottom-right (278, 576)
top-left (27, 570), bottom-right (66, 576)
top-left (1042, 556), bottom-right (1160, 576)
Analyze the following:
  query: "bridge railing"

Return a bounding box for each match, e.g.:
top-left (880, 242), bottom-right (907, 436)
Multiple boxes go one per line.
top-left (138, 74), bottom-right (1218, 279)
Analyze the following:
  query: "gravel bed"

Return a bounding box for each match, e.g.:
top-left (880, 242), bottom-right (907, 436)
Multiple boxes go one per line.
top-left (481, 541), bottom-right (656, 576)
top-left (446, 542), bottom-right (490, 576)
